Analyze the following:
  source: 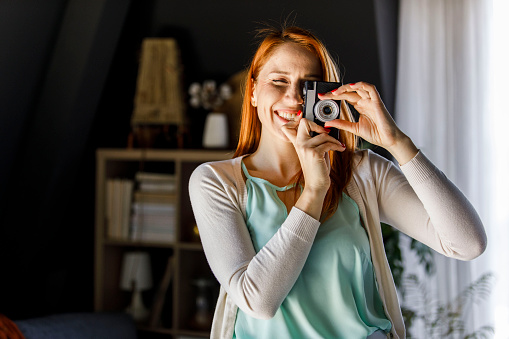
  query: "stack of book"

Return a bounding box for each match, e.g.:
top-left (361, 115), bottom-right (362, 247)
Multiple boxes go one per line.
top-left (130, 172), bottom-right (177, 243)
top-left (106, 178), bottom-right (134, 240)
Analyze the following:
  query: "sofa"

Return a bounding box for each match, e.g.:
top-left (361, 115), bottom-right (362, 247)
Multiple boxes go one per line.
top-left (11, 312), bottom-right (137, 339)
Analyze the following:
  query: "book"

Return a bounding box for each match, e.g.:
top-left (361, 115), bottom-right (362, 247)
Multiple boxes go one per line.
top-left (105, 178), bottom-right (133, 239)
top-left (106, 180), bottom-right (115, 238)
top-left (132, 202), bottom-right (176, 215)
top-left (134, 191), bottom-right (176, 204)
top-left (135, 172), bottom-right (176, 182)
top-left (131, 219), bottom-right (175, 230)
top-left (121, 180), bottom-right (134, 239)
top-left (138, 181), bottom-right (176, 193)
top-left (128, 171), bottom-right (178, 243)
top-left (135, 171), bottom-right (176, 194)
top-left (130, 230), bottom-right (175, 243)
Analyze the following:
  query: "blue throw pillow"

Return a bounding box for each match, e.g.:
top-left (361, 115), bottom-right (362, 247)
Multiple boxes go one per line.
top-left (15, 312), bottom-right (137, 339)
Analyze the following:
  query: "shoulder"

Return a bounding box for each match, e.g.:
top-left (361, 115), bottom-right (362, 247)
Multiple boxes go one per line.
top-left (191, 157), bottom-right (242, 180)
top-left (189, 156), bottom-right (245, 194)
top-left (189, 156), bottom-right (247, 215)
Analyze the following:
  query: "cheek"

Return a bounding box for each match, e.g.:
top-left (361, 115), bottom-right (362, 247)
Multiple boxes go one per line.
top-left (257, 84), bottom-right (284, 107)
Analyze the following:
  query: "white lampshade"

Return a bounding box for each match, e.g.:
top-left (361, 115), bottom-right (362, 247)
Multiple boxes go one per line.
top-left (120, 251), bottom-right (153, 291)
top-left (203, 112), bottom-right (229, 148)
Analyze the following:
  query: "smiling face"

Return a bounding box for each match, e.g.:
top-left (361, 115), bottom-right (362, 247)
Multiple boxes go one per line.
top-left (251, 42), bottom-right (323, 142)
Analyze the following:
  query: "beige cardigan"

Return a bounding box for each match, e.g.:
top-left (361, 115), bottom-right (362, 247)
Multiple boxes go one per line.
top-left (189, 150), bottom-right (487, 339)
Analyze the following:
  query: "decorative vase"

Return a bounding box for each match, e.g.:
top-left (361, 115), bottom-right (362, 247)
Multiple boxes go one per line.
top-left (189, 278), bottom-right (215, 330)
top-left (202, 112), bottom-right (229, 148)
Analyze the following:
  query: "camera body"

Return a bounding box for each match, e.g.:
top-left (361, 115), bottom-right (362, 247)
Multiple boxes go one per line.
top-left (303, 81), bottom-right (342, 140)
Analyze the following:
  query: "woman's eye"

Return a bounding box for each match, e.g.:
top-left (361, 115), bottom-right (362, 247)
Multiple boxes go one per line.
top-left (272, 79), bottom-right (288, 84)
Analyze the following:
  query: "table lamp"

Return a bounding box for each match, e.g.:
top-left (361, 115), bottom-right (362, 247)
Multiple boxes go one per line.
top-left (120, 251), bottom-right (153, 322)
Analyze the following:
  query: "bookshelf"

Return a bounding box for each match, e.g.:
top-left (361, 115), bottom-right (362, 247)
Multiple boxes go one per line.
top-left (94, 148), bottom-right (233, 338)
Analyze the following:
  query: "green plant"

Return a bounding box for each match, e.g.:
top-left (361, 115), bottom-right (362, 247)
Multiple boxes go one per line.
top-left (363, 143), bottom-right (493, 338)
top-left (381, 224), bottom-right (493, 338)
top-left (381, 224), bottom-right (435, 288)
top-left (401, 272), bottom-right (494, 338)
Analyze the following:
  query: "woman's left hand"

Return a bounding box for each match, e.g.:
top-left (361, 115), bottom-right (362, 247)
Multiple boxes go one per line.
top-left (319, 82), bottom-right (418, 164)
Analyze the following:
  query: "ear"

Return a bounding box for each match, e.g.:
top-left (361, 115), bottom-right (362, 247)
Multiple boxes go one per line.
top-left (250, 78), bottom-right (257, 107)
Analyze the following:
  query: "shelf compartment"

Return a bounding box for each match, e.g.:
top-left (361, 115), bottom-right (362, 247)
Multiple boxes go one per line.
top-left (175, 250), bottom-right (219, 333)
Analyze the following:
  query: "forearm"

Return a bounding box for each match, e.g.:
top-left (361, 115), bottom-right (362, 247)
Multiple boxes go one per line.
top-left (189, 164), bottom-right (321, 319)
top-left (385, 131), bottom-right (419, 166)
top-left (381, 151), bottom-right (487, 260)
top-left (294, 187), bottom-right (327, 221)
top-left (197, 206), bottom-right (320, 319)
top-left (402, 152), bottom-right (486, 259)
top-left (224, 208), bottom-right (320, 318)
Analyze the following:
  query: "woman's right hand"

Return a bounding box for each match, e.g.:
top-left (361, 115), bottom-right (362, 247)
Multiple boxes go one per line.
top-left (281, 118), bottom-right (345, 208)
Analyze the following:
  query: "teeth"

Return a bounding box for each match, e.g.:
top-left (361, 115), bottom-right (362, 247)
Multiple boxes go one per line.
top-left (278, 112), bottom-right (296, 121)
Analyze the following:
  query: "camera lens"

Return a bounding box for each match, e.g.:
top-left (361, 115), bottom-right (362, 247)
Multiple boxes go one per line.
top-left (314, 99), bottom-right (339, 122)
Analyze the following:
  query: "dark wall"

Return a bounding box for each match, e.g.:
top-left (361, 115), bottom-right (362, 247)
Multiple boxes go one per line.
top-left (0, 0), bottom-right (67, 203)
top-left (0, 0), bottom-right (70, 319)
top-left (0, 0), bottom-right (131, 319)
top-left (96, 0), bottom-right (396, 150)
top-left (149, 0), bottom-right (382, 82)
top-left (0, 0), bottom-right (398, 320)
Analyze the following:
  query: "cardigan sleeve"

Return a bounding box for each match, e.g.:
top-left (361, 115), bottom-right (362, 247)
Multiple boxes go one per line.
top-left (188, 160), bottom-right (321, 319)
top-left (374, 151), bottom-right (487, 260)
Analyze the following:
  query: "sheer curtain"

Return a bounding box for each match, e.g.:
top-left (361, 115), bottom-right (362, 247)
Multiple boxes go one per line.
top-left (395, 0), bottom-right (508, 336)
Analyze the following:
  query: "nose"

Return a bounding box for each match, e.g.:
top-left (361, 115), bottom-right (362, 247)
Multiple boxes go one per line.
top-left (285, 83), bottom-right (304, 105)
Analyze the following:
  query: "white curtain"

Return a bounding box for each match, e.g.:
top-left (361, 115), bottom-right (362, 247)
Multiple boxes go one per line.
top-left (396, 0), bottom-right (508, 337)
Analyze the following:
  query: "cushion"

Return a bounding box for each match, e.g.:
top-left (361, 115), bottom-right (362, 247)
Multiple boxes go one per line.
top-left (15, 312), bottom-right (136, 339)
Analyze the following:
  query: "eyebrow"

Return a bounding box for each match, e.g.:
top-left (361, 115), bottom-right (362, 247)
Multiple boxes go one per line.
top-left (268, 71), bottom-right (322, 79)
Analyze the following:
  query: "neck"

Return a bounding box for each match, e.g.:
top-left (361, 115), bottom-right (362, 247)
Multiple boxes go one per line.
top-left (247, 130), bottom-right (301, 179)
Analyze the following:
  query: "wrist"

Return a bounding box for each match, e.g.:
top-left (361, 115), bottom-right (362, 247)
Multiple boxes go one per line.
top-left (295, 186), bottom-right (327, 221)
top-left (386, 133), bottom-right (419, 165)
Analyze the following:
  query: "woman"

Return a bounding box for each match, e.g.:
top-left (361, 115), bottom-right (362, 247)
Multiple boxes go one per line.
top-left (189, 26), bottom-right (486, 339)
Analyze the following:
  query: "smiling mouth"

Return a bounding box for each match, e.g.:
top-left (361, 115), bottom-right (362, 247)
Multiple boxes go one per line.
top-left (275, 110), bottom-right (300, 121)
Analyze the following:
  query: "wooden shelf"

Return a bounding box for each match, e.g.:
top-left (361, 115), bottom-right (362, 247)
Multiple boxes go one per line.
top-left (103, 239), bottom-right (176, 248)
top-left (94, 148), bottom-right (231, 338)
top-left (177, 242), bottom-right (203, 251)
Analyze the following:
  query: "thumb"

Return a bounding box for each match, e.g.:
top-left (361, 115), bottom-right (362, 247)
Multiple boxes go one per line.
top-left (324, 119), bottom-right (359, 136)
top-left (281, 120), bottom-right (299, 143)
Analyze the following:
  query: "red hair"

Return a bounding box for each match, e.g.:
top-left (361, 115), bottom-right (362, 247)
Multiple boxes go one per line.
top-left (234, 26), bottom-right (358, 220)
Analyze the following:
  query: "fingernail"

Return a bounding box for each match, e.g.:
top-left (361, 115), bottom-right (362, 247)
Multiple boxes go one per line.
top-left (341, 142), bottom-right (346, 148)
top-left (324, 128), bottom-right (331, 133)
top-left (349, 83), bottom-right (356, 86)
top-left (297, 110), bottom-right (302, 115)
top-left (318, 92), bottom-right (327, 95)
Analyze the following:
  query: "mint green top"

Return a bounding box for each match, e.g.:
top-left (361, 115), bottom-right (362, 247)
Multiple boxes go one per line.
top-left (233, 161), bottom-right (392, 339)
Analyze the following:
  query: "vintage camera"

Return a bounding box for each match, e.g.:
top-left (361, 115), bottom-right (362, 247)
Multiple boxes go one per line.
top-left (303, 81), bottom-right (342, 140)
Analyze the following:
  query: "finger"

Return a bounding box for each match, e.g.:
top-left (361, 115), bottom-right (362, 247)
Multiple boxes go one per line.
top-left (322, 82), bottom-right (378, 102)
top-left (296, 118), bottom-right (320, 140)
top-left (355, 88), bottom-right (371, 100)
top-left (304, 132), bottom-right (346, 151)
top-left (281, 120), bottom-right (299, 143)
top-left (283, 120), bottom-right (299, 129)
top-left (318, 91), bottom-right (361, 103)
top-left (350, 82), bottom-right (381, 101)
top-left (317, 84), bottom-right (349, 98)
top-left (342, 83), bottom-right (371, 100)
top-left (314, 141), bottom-right (346, 154)
top-left (301, 118), bottom-right (333, 134)
top-left (324, 119), bottom-right (360, 136)
top-left (328, 83), bottom-right (353, 95)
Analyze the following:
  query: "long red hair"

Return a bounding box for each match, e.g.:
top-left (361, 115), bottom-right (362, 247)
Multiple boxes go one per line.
top-left (234, 26), bottom-right (358, 220)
